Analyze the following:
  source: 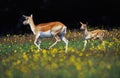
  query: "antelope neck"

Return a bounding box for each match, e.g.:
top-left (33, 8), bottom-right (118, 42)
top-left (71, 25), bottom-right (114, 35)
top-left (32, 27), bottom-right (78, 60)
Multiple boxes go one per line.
top-left (84, 28), bottom-right (88, 36)
top-left (29, 18), bottom-right (36, 34)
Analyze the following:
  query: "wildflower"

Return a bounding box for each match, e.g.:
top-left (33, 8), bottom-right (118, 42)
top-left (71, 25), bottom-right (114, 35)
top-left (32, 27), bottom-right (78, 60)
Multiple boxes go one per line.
top-left (22, 52), bottom-right (28, 62)
top-left (2, 59), bottom-right (6, 65)
top-left (106, 64), bottom-right (111, 70)
top-left (14, 50), bottom-right (17, 53)
top-left (42, 49), bottom-right (47, 54)
top-left (88, 60), bottom-right (93, 67)
top-left (99, 61), bottom-right (105, 69)
top-left (8, 45), bottom-right (11, 48)
top-left (4, 38), bottom-right (6, 41)
top-left (13, 35), bottom-right (17, 38)
top-left (70, 55), bottom-right (75, 63)
top-left (51, 62), bottom-right (58, 69)
top-left (29, 39), bottom-right (32, 42)
top-left (108, 42), bottom-right (113, 48)
top-left (91, 43), bottom-right (95, 49)
top-left (75, 62), bottom-right (81, 71)
top-left (79, 52), bottom-right (83, 56)
top-left (13, 60), bottom-right (21, 66)
top-left (52, 48), bottom-right (57, 54)
top-left (34, 49), bottom-right (39, 53)
top-left (116, 60), bottom-right (120, 67)
top-left (85, 53), bottom-right (89, 57)
top-left (49, 48), bottom-right (57, 57)
top-left (5, 70), bottom-right (13, 78)
top-left (90, 68), bottom-right (96, 74)
top-left (59, 58), bottom-right (64, 62)
top-left (33, 53), bottom-right (40, 62)
top-left (20, 66), bottom-right (30, 73)
top-left (6, 34), bottom-right (10, 37)
top-left (19, 47), bottom-right (22, 50)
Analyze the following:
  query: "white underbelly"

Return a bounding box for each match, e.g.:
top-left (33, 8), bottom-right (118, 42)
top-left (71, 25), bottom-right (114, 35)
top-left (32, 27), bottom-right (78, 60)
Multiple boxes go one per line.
top-left (39, 30), bottom-right (52, 38)
top-left (85, 34), bottom-right (91, 39)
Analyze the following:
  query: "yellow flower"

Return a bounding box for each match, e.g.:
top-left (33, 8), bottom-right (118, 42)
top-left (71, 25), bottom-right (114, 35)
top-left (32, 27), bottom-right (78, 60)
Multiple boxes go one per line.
top-left (99, 61), bottom-right (105, 69)
top-left (90, 68), bottom-right (96, 74)
top-left (22, 52), bottom-right (28, 62)
top-left (51, 62), bottom-right (58, 69)
top-left (13, 35), bottom-right (17, 38)
top-left (79, 52), bottom-right (83, 56)
top-left (6, 34), bottom-right (10, 37)
top-left (85, 53), bottom-right (89, 57)
top-left (49, 48), bottom-right (58, 57)
top-left (19, 47), bottom-right (22, 50)
top-left (33, 53), bottom-right (40, 62)
top-left (29, 39), bottom-right (32, 42)
top-left (42, 49), bottom-right (47, 54)
top-left (17, 60), bottom-right (21, 65)
top-left (59, 58), bottom-right (64, 62)
top-left (52, 48), bottom-right (57, 54)
top-left (2, 59), bottom-right (6, 65)
top-left (14, 50), bottom-right (17, 53)
top-left (8, 46), bottom-right (11, 48)
top-left (108, 42), bottom-right (113, 48)
top-left (20, 66), bottom-right (30, 73)
top-left (5, 70), bottom-right (13, 78)
top-left (13, 60), bottom-right (21, 66)
top-left (70, 55), bottom-right (75, 63)
top-left (88, 60), bottom-right (93, 67)
top-left (75, 62), bottom-right (81, 71)
top-left (106, 64), bottom-right (111, 70)
top-left (116, 60), bottom-right (120, 67)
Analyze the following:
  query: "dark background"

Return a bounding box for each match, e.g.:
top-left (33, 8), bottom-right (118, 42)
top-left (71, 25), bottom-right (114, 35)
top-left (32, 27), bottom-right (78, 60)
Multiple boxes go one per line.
top-left (0, 0), bottom-right (120, 35)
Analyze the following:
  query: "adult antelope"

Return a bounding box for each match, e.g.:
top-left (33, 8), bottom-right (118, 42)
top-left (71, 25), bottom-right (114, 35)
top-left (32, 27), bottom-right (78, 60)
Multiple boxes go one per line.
top-left (80, 22), bottom-right (106, 49)
top-left (23, 14), bottom-right (68, 53)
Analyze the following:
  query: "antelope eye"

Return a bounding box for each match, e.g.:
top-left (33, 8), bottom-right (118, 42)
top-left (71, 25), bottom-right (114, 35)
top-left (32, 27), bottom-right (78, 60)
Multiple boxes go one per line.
top-left (25, 17), bottom-right (28, 20)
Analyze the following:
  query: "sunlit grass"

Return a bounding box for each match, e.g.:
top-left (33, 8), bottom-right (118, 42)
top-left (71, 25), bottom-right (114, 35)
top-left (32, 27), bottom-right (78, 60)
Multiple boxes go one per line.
top-left (0, 29), bottom-right (120, 78)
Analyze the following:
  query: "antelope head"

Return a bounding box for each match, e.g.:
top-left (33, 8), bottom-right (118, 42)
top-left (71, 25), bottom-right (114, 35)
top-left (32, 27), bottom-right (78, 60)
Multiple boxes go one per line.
top-left (80, 22), bottom-right (87, 30)
top-left (23, 14), bottom-right (33, 25)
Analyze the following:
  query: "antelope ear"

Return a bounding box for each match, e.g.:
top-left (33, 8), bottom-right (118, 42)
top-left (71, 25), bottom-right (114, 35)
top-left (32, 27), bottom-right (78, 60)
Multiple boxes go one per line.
top-left (22, 15), bottom-right (26, 17)
top-left (30, 14), bottom-right (33, 18)
top-left (80, 21), bottom-right (83, 24)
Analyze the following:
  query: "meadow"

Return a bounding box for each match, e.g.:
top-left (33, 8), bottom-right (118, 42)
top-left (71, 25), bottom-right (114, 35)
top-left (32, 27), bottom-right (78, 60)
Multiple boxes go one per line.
top-left (0, 28), bottom-right (120, 78)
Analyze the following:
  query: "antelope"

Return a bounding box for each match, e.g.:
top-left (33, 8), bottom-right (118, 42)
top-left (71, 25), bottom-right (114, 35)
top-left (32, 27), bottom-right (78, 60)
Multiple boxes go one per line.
top-left (22, 14), bottom-right (68, 53)
top-left (80, 22), bottom-right (106, 49)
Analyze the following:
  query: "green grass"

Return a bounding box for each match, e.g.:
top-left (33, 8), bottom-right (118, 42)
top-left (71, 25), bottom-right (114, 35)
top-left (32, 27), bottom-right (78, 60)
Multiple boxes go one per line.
top-left (0, 29), bottom-right (120, 78)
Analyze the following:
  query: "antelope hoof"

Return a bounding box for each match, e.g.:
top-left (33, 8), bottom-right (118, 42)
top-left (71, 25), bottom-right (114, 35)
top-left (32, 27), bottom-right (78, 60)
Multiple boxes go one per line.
top-left (48, 47), bottom-right (52, 50)
top-left (38, 48), bottom-right (42, 51)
